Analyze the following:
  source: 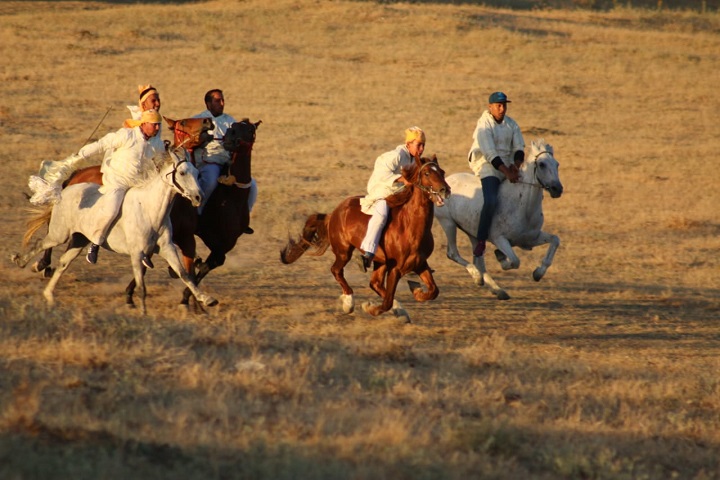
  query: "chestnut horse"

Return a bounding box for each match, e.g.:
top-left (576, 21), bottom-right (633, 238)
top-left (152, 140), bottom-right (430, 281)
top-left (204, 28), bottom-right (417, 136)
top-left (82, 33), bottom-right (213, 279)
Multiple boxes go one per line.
top-left (280, 156), bottom-right (450, 322)
top-left (31, 115), bottom-right (213, 278)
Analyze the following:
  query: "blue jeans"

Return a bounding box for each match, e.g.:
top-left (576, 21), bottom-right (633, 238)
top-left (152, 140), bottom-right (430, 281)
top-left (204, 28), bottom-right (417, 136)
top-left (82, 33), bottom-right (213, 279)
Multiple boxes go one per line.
top-left (476, 176), bottom-right (501, 242)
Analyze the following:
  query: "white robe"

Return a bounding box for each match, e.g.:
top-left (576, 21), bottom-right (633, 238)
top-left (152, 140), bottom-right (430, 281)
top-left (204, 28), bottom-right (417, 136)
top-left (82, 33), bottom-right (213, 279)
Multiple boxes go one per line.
top-left (359, 144), bottom-right (414, 215)
top-left (468, 110), bottom-right (525, 180)
top-left (77, 127), bottom-right (161, 244)
top-left (192, 110), bottom-right (237, 166)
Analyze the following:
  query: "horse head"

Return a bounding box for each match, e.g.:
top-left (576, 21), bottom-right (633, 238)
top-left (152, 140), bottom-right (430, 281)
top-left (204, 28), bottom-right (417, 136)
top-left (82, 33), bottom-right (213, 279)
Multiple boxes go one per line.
top-left (165, 116), bottom-right (214, 151)
top-left (223, 118), bottom-right (262, 152)
top-left (405, 155), bottom-right (451, 207)
top-left (526, 139), bottom-right (563, 199)
top-left (163, 149), bottom-right (203, 207)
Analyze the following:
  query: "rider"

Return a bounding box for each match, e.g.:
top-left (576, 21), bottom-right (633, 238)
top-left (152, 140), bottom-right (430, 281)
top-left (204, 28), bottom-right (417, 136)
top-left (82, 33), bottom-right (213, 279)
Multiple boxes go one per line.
top-left (124, 84), bottom-right (165, 153)
top-left (78, 109), bottom-right (164, 267)
top-left (468, 91), bottom-right (525, 258)
top-left (193, 89), bottom-right (257, 233)
top-left (358, 126), bottom-right (425, 272)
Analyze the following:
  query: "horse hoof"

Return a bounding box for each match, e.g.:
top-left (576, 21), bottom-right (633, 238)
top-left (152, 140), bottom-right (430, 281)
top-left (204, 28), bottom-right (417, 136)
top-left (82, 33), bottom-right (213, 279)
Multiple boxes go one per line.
top-left (168, 266), bottom-right (179, 279)
top-left (496, 291), bottom-right (511, 301)
top-left (361, 301), bottom-right (380, 316)
top-left (339, 294), bottom-right (355, 314)
top-left (10, 254), bottom-right (24, 268)
top-left (203, 296), bottom-right (219, 307)
top-left (532, 268), bottom-right (544, 282)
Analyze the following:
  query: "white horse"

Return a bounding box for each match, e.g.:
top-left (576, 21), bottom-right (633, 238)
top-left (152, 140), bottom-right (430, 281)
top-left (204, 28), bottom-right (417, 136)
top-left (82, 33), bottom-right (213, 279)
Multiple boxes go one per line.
top-left (433, 139), bottom-right (563, 300)
top-left (12, 150), bottom-right (218, 314)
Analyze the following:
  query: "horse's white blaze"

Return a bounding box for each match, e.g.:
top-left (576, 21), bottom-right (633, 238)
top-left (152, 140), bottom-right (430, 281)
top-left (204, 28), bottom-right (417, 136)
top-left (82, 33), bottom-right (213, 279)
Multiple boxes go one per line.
top-left (434, 139), bottom-right (562, 299)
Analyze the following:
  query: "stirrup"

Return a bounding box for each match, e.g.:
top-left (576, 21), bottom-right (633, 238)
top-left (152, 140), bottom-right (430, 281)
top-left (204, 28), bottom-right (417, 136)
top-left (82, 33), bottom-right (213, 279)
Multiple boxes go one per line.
top-left (357, 252), bottom-right (373, 273)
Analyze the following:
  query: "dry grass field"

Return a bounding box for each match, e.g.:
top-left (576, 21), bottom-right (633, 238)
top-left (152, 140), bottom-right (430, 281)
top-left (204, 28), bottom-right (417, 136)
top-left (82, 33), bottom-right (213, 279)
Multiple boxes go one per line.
top-left (1, 1), bottom-right (719, 478)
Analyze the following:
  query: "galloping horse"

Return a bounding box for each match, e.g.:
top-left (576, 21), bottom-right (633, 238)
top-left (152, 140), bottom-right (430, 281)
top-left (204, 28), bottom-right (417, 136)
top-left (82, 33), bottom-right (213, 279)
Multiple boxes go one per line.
top-left (31, 116), bottom-right (213, 277)
top-left (150, 118), bottom-right (261, 307)
top-left (280, 156), bottom-right (450, 322)
top-left (433, 139), bottom-right (563, 300)
top-left (12, 150), bottom-right (218, 314)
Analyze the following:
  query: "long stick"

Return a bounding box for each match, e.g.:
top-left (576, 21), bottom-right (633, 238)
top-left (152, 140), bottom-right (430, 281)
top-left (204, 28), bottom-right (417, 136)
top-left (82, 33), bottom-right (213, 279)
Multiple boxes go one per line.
top-left (82, 106), bottom-right (113, 147)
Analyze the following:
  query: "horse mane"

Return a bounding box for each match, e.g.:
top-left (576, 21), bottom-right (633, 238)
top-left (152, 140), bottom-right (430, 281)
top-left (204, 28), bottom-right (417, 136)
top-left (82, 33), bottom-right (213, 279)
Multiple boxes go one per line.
top-left (385, 156), bottom-right (436, 209)
top-left (530, 138), bottom-right (553, 159)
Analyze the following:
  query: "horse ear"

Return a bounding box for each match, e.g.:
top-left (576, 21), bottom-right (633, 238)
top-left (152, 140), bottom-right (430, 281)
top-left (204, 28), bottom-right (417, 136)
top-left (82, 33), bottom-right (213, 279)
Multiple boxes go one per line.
top-left (431, 154), bottom-right (438, 164)
top-left (254, 120), bottom-right (263, 129)
top-left (164, 116), bottom-right (176, 130)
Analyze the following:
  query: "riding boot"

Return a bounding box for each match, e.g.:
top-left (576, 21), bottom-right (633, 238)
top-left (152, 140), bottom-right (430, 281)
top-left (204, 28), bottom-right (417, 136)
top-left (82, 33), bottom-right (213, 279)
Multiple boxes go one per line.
top-left (357, 251), bottom-right (374, 273)
top-left (473, 240), bottom-right (486, 257)
top-left (86, 244), bottom-right (100, 264)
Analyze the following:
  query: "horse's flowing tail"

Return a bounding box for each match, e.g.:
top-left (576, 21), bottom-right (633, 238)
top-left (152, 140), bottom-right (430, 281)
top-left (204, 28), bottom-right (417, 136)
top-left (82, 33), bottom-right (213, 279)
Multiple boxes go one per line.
top-left (22, 206), bottom-right (53, 248)
top-left (280, 213), bottom-right (330, 264)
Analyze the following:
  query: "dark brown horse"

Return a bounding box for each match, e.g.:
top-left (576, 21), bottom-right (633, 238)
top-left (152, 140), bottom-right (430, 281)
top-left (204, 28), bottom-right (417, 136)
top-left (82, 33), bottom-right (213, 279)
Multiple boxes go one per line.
top-left (280, 155), bottom-right (450, 322)
top-left (163, 118), bottom-right (261, 307)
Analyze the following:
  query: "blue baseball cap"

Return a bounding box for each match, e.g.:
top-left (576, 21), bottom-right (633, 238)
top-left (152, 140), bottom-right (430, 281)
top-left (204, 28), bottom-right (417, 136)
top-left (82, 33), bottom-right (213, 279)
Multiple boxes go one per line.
top-left (488, 91), bottom-right (511, 103)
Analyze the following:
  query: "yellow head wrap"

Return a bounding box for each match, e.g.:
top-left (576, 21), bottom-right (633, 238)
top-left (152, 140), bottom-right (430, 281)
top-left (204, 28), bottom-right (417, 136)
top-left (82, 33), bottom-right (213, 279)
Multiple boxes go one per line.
top-left (124, 109), bottom-right (162, 128)
top-left (138, 84), bottom-right (158, 107)
top-left (405, 126), bottom-right (426, 144)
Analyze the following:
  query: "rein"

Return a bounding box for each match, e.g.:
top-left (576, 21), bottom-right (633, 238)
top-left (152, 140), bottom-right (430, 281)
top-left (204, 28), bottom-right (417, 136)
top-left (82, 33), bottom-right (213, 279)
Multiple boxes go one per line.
top-left (217, 143), bottom-right (254, 189)
top-left (515, 150), bottom-right (552, 191)
top-left (165, 158), bottom-right (191, 195)
top-left (414, 161), bottom-right (445, 198)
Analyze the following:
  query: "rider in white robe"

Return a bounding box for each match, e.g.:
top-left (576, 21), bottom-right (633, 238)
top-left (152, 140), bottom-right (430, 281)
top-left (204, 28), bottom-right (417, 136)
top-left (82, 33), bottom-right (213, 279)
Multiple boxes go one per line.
top-left (357, 127), bottom-right (425, 272)
top-left (77, 109), bottom-right (164, 265)
top-left (193, 89), bottom-right (257, 230)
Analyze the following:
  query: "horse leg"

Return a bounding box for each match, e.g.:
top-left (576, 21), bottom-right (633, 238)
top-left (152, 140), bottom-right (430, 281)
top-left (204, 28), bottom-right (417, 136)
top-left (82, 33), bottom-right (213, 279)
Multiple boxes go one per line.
top-left (493, 237), bottom-right (521, 271)
top-left (436, 215), bottom-right (483, 286)
top-left (129, 256), bottom-right (148, 315)
top-left (473, 254), bottom-right (510, 301)
top-left (31, 248), bottom-right (55, 278)
top-left (528, 231), bottom-right (560, 282)
top-left (330, 251), bottom-right (354, 314)
top-left (157, 231), bottom-right (218, 308)
top-left (181, 250), bottom-right (221, 307)
top-left (125, 278), bottom-right (137, 308)
top-left (362, 267), bottom-right (402, 318)
top-left (407, 262), bottom-right (439, 302)
top-left (43, 236), bottom-right (86, 306)
top-left (368, 263), bottom-right (388, 299)
top-left (11, 236), bottom-right (48, 269)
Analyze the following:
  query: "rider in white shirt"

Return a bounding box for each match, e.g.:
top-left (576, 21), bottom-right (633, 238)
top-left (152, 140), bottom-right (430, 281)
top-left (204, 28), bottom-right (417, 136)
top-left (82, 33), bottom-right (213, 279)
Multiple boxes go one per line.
top-left (193, 89), bottom-right (257, 233)
top-left (358, 127), bottom-right (425, 272)
top-left (77, 109), bottom-right (164, 266)
top-left (468, 91), bottom-right (525, 258)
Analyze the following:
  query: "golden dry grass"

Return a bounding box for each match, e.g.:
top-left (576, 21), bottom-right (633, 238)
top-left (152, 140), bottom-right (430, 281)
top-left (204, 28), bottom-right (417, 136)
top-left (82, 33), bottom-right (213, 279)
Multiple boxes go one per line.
top-left (1, 1), bottom-right (719, 478)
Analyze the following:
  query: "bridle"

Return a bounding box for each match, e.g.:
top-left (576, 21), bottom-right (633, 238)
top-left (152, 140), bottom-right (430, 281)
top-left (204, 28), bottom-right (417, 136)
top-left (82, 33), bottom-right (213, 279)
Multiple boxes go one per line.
top-left (165, 157), bottom-right (193, 196)
top-left (173, 121), bottom-right (210, 150)
top-left (414, 161), bottom-right (447, 200)
top-left (517, 150), bottom-right (553, 191)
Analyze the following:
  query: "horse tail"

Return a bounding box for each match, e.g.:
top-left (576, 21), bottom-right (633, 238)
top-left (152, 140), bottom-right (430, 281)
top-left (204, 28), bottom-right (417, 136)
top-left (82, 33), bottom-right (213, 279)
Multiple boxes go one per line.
top-left (22, 205), bottom-right (53, 248)
top-left (280, 213), bottom-right (330, 264)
